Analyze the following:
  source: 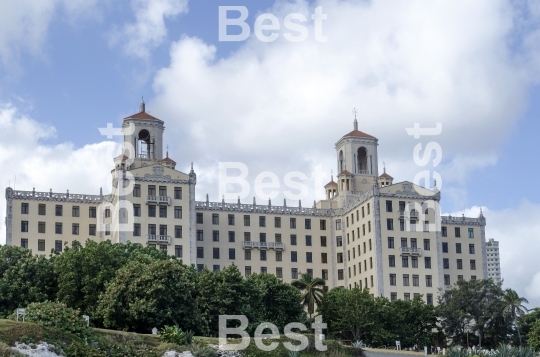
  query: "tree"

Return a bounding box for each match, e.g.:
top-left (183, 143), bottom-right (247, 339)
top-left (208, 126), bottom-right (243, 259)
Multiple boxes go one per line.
top-left (503, 288), bottom-right (529, 346)
top-left (291, 273), bottom-right (326, 320)
top-left (97, 257), bottom-right (200, 333)
top-left (528, 318), bottom-right (540, 351)
top-left (518, 308), bottom-right (540, 346)
top-left (0, 245), bottom-right (57, 317)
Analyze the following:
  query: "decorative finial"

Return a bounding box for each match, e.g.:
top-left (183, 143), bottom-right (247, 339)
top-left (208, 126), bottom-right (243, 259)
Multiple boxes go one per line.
top-left (166, 145), bottom-right (169, 158)
top-left (352, 108), bottom-right (358, 131)
top-left (238, 195), bottom-right (241, 204)
top-left (299, 200), bottom-right (302, 208)
top-left (253, 196), bottom-right (256, 205)
top-left (100, 187), bottom-right (102, 196)
top-left (480, 207), bottom-right (483, 216)
top-left (383, 161), bottom-right (386, 174)
top-left (206, 193), bottom-right (209, 203)
top-left (222, 195), bottom-right (225, 204)
top-left (190, 162), bottom-right (194, 172)
top-left (268, 198), bottom-right (271, 207)
top-left (313, 200), bottom-right (316, 208)
top-left (284, 198), bottom-right (287, 207)
top-left (140, 97), bottom-right (145, 112)
top-left (331, 169), bottom-right (333, 182)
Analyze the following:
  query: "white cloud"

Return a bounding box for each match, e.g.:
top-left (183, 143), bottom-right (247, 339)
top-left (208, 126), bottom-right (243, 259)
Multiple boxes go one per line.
top-left (446, 203), bottom-right (540, 309)
top-left (149, 0), bottom-right (540, 205)
top-left (0, 103), bottom-right (117, 244)
top-left (109, 0), bottom-right (189, 60)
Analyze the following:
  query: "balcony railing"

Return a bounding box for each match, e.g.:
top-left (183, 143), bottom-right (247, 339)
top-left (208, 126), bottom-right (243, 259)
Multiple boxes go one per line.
top-left (399, 247), bottom-right (422, 256)
top-left (399, 210), bottom-right (419, 219)
top-left (146, 195), bottom-right (171, 205)
top-left (357, 170), bottom-right (370, 175)
top-left (242, 241), bottom-right (285, 250)
top-left (146, 234), bottom-right (171, 245)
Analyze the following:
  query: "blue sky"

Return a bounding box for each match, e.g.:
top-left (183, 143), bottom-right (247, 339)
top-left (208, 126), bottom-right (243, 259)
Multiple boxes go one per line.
top-left (0, 0), bottom-right (539, 306)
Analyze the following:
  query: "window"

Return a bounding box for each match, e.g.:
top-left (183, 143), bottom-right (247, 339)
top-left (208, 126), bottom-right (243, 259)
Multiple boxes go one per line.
top-left (458, 275), bottom-right (463, 281)
top-left (196, 213), bottom-right (203, 224)
top-left (291, 251), bottom-right (298, 262)
top-left (160, 205), bottom-right (167, 218)
top-left (275, 233), bottom-right (282, 243)
top-left (105, 224), bottom-right (111, 236)
top-left (244, 232), bottom-right (251, 241)
top-left (305, 235), bottom-right (312, 246)
top-left (276, 251), bottom-right (282, 261)
top-left (148, 185), bottom-right (156, 195)
top-left (322, 269), bottom-right (328, 280)
top-left (386, 200), bottom-right (393, 212)
top-left (337, 236), bottom-right (343, 247)
top-left (338, 269), bottom-right (344, 280)
top-left (197, 247), bottom-right (204, 258)
top-left (403, 274), bottom-right (410, 286)
top-left (175, 245), bottom-right (183, 258)
top-left (245, 266), bottom-right (252, 276)
top-left (245, 250), bottom-right (251, 260)
top-left (457, 259), bottom-right (463, 269)
top-left (443, 258), bottom-right (449, 269)
top-left (72, 206), bottom-right (80, 217)
top-left (174, 206), bottom-right (182, 219)
top-left (410, 220), bottom-right (416, 232)
top-left (276, 267), bottom-right (283, 278)
top-left (89, 207), bottom-right (96, 218)
top-left (55, 223), bottom-right (62, 234)
top-left (134, 204), bottom-right (141, 217)
top-left (402, 256), bottom-right (409, 267)
top-left (134, 184), bottom-right (141, 197)
top-left (320, 236), bottom-right (327, 247)
top-left (19, 203), bottom-right (29, 214)
top-left (369, 239), bottom-right (372, 251)
top-left (412, 257), bottom-right (418, 268)
top-left (370, 257), bottom-right (373, 269)
top-left (469, 244), bottom-right (475, 254)
top-left (174, 187), bottom-right (182, 199)
top-left (196, 230), bottom-right (203, 241)
top-left (444, 275), bottom-right (451, 285)
top-left (367, 203), bottom-right (370, 214)
top-left (290, 234), bottom-right (297, 245)
top-left (321, 253), bottom-right (328, 264)
top-left (228, 214), bottom-right (235, 225)
top-left (38, 222), bottom-right (46, 233)
top-left (260, 233), bottom-right (267, 243)
top-left (290, 218), bottom-right (296, 229)
top-left (20, 238), bottom-right (28, 248)
top-left (411, 238), bottom-right (417, 248)
top-left (56, 205), bottom-right (63, 216)
top-left (212, 214), bottom-right (219, 225)
top-left (259, 216), bottom-right (265, 227)
top-left (148, 205), bottom-right (156, 217)
top-left (401, 238), bottom-right (408, 247)
top-left (468, 228), bottom-right (474, 238)
top-left (105, 208), bottom-right (111, 218)
top-left (456, 243), bottom-right (462, 254)
top-left (423, 221), bottom-right (429, 232)
top-left (336, 219), bottom-right (341, 230)
top-left (389, 255), bottom-right (395, 267)
top-left (390, 274), bottom-right (397, 285)
top-left (442, 242), bottom-right (448, 253)
top-left (388, 237), bottom-right (395, 248)
top-left (305, 219), bottom-right (311, 229)
top-left (244, 215), bottom-right (250, 226)
top-left (55, 240), bottom-right (63, 252)
top-left (320, 220), bottom-right (326, 230)
top-left (274, 217), bottom-right (281, 228)
top-left (442, 226), bottom-right (447, 237)
top-left (427, 294), bottom-right (433, 305)
top-left (39, 204), bottom-right (46, 215)
top-left (149, 224), bottom-right (157, 235)
top-left (306, 252), bottom-right (312, 263)
top-left (424, 239), bottom-right (430, 251)
top-left (133, 224), bottom-right (140, 237)
top-left (471, 275), bottom-right (477, 280)
top-left (213, 248), bottom-right (220, 259)
top-left (228, 231), bottom-right (235, 242)
top-left (260, 250), bottom-right (267, 261)
top-left (400, 219), bottom-right (405, 231)
top-left (387, 219), bottom-right (394, 230)
top-left (426, 275), bottom-right (432, 287)
top-left (160, 225), bottom-right (168, 236)
top-left (38, 240), bottom-right (45, 251)
top-left (455, 227), bottom-right (461, 237)
top-left (72, 224), bottom-right (79, 235)
top-left (291, 268), bottom-right (298, 279)
top-left (425, 257), bottom-right (431, 269)
top-left (229, 248), bottom-right (235, 260)
top-left (337, 253), bottom-right (343, 263)
top-left (404, 293), bottom-right (411, 301)
top-left (470, 260), bottom-right (476, 270)
top-left (21, 221), bottom-right (29, 232)
top-left (213, 230), bottom-right (219, 242)
top-left (391, 292), bottom-right (397, 301)
top-left (413, 275), bottom-right (419, 286)
top-left (175, 225), bottom-right (182, 238)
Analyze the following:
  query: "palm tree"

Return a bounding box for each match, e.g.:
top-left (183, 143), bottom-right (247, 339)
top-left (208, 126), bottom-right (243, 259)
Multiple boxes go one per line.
top-left (291, 272), bottom-right (326, 321)
top-left (503, 288), bottom-right (529, 346)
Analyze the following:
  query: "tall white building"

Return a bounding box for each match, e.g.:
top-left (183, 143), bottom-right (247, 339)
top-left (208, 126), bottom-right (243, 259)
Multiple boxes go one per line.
top-left (4, 102), bottom-right (492, 304)
top-left (486, 238), bottom-right (501, 284)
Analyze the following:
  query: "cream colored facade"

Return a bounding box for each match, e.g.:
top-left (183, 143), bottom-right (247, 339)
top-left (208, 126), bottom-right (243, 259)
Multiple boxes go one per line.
top-left (4, 104), bottom-right (491, 304)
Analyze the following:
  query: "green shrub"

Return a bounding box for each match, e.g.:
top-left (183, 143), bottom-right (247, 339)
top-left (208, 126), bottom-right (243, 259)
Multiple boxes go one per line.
top-left (192, 345), bottom-right (218, 357)
top-left (0, 341), bottom-right (24, 357)
top-left (22, 301), bottom-right (90, 340)
top-left (159, 325), bottom-right (194, 345)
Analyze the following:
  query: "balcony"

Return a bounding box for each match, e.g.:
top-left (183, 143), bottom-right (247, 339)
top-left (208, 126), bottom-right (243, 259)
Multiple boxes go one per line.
top-left (242, 241), bottom-right (285, 250)
top-left (399, 247), bottom-right (422, 256)
top-left (146, 195), bottom-right (171, 205)
top-left (399, 210), bottom-right (419, 220)
top-left (146, 234), bottom-right (171, 245)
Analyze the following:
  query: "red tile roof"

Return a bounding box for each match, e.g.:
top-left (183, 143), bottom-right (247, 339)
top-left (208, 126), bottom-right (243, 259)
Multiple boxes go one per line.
top-left (124, 111), bottom-right (162, 121)
top-left (380, 172), bottom-right (393, 179)
top-left (338, 170), bottom-right (352, 175)
top-left (325, 180), bottom-right (337, 187)
top-left (159, 157), bottom-right (176, 163)
top-left (342, 129), bottom-right (376, 139)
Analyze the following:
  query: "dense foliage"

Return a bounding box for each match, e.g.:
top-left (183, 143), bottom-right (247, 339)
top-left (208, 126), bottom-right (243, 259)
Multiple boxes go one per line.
top-left (23, 301), bottom-right (90, 339)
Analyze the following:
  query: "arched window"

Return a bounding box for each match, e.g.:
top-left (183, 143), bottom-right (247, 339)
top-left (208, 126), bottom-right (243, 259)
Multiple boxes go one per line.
top-left (357, 147), bottom-right (368, 174)
top-left (137, 129), bottom-right (153, 159)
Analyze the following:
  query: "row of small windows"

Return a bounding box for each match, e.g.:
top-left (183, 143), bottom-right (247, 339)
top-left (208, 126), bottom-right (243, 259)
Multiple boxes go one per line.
top-left (390, 274), bottom-right (434, 287)
top-left (388, 255), bottom-right (432, 269)
top-left (344, 240), bottom-right (373, 260)
top-left (21, 203), bottom-right (97, 217)
top-left (388, 237), bottom-right (431, 250)
top-left (134, 205), bottom-right (182, 219)
top-left (386, 219), bottom-right (430, 232)
top-left (390, 292), bottom-right (434, 305)
top-left (195, 247), bottom-right (329, 263)
top-left (443, 258), bottom-right (477, 270)
top-left (132, 185), bottom-right (183, 199)
top-left (195, 231), bottom-right (328, 246)
top-left (441, 226), bottom-right (475, 238)
top-left (196, 213), bottom-right (327, 230)
top-left (442, 242), bottom-right (475, 254)
top-left (344, 203), bottom-right (371, 227)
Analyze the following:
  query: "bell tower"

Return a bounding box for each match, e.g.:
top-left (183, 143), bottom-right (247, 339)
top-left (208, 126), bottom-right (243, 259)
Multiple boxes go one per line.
top-left (122, 98), bottom-right (165, 167)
